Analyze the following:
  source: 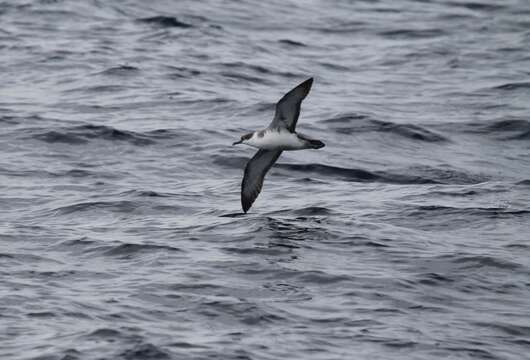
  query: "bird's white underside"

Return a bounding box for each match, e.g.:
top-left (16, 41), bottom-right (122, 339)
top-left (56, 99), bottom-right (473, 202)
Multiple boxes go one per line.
top-left (243, 128), bottom-right (307, 150)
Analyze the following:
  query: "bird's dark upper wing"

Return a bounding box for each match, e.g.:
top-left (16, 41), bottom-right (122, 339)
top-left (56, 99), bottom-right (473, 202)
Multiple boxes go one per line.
top-left (241, 149), bottom-right (283, 213)
top-left (269, 78), bottom-right (313, 133)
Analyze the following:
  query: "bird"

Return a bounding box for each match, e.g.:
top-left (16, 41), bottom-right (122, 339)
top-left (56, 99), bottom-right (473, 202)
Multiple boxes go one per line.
top-left (233, 78), bottom-right (325, 213)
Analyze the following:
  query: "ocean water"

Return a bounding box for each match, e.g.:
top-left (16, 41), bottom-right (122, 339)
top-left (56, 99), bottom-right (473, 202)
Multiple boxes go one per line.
top-left (1, 0), bottom-right (530, 359)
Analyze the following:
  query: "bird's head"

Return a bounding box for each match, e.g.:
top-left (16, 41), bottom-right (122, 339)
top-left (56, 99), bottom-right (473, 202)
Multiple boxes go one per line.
top-left (232, 132), bottom-right (253, 146)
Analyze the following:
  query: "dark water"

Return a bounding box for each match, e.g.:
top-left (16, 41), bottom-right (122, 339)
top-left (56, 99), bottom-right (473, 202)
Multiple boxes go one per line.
top-left (1, 0), bottom-right (530, 359)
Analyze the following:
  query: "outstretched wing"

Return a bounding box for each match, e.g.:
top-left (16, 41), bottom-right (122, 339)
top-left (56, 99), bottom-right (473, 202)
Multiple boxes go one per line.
top-left (241, 149), bottom-right (283, 213)
top-left (269, 78), bottom-right (313, 133)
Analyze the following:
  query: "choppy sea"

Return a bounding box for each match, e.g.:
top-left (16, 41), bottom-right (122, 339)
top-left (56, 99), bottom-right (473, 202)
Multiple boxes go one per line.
top-left (1, 1), bottom-right (530, 359)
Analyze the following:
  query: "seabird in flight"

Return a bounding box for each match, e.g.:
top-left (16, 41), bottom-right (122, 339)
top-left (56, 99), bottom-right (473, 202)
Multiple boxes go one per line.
top-left (233, 78), bottom-right (325, 213)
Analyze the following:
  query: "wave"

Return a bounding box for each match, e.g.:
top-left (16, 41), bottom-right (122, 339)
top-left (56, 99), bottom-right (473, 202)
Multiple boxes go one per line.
top-left (1, 113), bottom-right (59, 127)
top-left (452, 255), bottom-right (522, 271)
top-left (493, 82), bottom-right (530, 91)
top-left (279, 163), bottom-right (485, 185)
top-left (223, 61), bottom-right (299, 77)
top-left (389, 203), bottom-right (529, 232)
top-left (119, 189), bottom-right (171, 198)
top-left (5, 167), bottom-right (122, 180)
top-left (223, 245), bottom-right (297, 256)
top-left (103, 243), bottom-right (182, 257)
top-left (440, 118), bottom-right (530, 140)
top-left (447, 2), bottom-right (506, 11)
top-left (296, 270), bottom-right (352, 284)
top-left (58, 237), bottom-right (98, 248)
top-left (220, 71), bottom-right (272, 85)
top-left (52, 200), bottom-right (137, 215)
top-left (195, 298), bottom-right (286, 325)
top-left (404, 205), bottom-right (530, 220)
top-left (215, 154), bottom-right (485, 185)
top-left (485, 119), bottom-right (530, 132)
top-left (212, 155), bottom-right (248, 169)
top-left (137, 16), bottom-right (192, 28)
top-left (0, 252), bottom-right (62, 264)
top-left (378, 28), bottom-right (446, 39)
top-left (165, 65), bottom-right (201, 79)
top-left (375, 122), bottom-right (447, 142)
top-left (405, 165), bottom-right (488, 184)
top-left (170, 283), bottom-right (222, 293)
top-left (505, 130), bottom-right (530, 140)
top-left (219, 212), bottom-right (246, 218)
top-left (278, 39), bottom-right (306, 47)
top-left (97, 65), bottom-right (140, 77)
top-left (221, 61), bottom-right (272, 75)
top-left (292, 206), bottom-right (332, 216)
top-left (277, 163), bottom-right (384, 182)
top-left (33, 130), bottom-right (89, 144)
top-left (322, 114), bottom-right (448, 142)
top-left (30, 124), bottom-right (181, 146)
top-left (320, 113), bottom-right (371, 124)
top-left (474, 322), bottom-right (530, 337)
top-left (120, 343), bottom-right (170, 360)
top-left (88, 328), bottom-right (123, 338)
top-left (310, 20), bottom-right (366, 34)
top-left (69, 85), bottom-right (129, 93)
top-left (424, 187), bottom-right (506, 197)
top-left (61, 169), bottom-right (95, 178)
top-left (27, 311), bottom-right (56, 318)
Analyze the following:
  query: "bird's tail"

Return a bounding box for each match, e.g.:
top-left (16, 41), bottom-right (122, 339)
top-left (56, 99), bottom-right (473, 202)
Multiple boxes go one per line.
top-left (308, 139), bottom-right (325, 149)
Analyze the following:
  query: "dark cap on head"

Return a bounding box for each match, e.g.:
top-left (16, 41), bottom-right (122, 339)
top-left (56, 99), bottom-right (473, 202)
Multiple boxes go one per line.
top-left (233, 132), bottom-right (253, 146)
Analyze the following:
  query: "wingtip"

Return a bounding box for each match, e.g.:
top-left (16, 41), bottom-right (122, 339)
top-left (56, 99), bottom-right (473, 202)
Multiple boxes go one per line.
top-left (297, 77), bottom-right (313, 97)
top-left (242, 199), bottom-right (251, 213)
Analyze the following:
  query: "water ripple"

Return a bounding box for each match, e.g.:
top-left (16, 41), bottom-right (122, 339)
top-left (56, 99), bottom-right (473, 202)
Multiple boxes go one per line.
top-left (2, 0), bottom-right (530, 359)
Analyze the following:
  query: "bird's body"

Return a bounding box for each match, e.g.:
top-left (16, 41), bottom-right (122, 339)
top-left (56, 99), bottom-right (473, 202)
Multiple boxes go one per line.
top-left (243, 128), bottom-right (322, 151)
top-left (233, 78), bottom-right (324, 213)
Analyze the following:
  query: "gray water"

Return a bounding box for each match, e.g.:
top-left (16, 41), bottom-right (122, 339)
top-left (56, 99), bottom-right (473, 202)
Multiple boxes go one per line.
top-left (1, 1), bottom-right (530, 359)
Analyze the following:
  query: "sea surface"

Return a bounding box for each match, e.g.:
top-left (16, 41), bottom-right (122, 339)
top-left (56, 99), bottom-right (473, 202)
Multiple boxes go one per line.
top-left (1, 1), bottom-right (530, 359)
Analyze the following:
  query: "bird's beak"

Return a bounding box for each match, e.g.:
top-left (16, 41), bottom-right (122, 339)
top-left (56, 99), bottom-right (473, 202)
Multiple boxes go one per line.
top-left (232, 140), bottom-right (242, 146)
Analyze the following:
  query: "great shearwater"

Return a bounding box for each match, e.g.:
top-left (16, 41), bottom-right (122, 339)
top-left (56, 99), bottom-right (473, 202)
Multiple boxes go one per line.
top-left (233, 78), bottom-right (325, 213)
